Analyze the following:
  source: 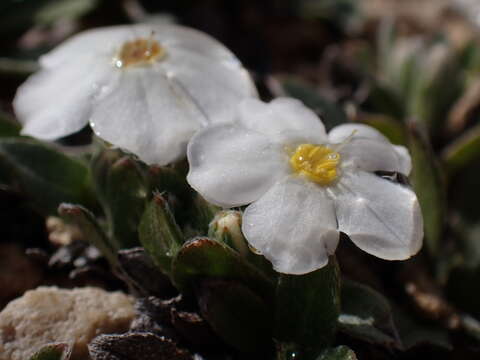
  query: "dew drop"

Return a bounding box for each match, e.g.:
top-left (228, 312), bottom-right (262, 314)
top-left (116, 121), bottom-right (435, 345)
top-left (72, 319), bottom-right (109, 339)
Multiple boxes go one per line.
top-left (248, 244), bottom-right (262, 255)
top-left (286, 351), bottom-right (299, 360)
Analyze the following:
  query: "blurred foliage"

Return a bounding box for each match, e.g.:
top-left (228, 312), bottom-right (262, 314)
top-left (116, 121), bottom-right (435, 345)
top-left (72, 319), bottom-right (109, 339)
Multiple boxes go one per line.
top-left (0, 0), bottom-right (97, 36)
top-left (278, 77), bottom-right (349, 131)
top-left (407, 123), bottom-right (446, 257)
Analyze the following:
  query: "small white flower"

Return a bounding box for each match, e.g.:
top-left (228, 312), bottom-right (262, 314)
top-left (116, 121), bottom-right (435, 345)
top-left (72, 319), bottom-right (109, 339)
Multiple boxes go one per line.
top-left (187, 98), bottom-right (423, 275)
top-left (13, 24), bottom-right (257, 165)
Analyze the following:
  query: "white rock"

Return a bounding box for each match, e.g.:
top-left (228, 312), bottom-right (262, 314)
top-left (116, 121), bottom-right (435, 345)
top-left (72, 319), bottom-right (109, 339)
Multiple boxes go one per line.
top-left (0, 286), bottom-right (135, 360)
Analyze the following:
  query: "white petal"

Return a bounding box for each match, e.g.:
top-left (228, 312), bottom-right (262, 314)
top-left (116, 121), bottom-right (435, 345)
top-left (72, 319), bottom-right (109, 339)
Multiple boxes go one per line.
top-left (25, 23), bottom-right (255, 146)
top-left (339, 138), bottom-right (410, 174)
top-left (187, 124), bottom-right (287, 208)
top-left (328, 123), bottom-right (389, 143)
top-left (237, 98), bottom-right (328, 145)
top-left (14, 56), bottom-right (112, 140)
top-left (393, 145), bottom-right (412, 175)
top-left (335, 171), bottom-right (423, 260)
top-left (90, 67), bottom-right (203, 165)
top-left (242, 176), bottom-right (339, 275)
top-left (329, 123), bottom-right (412, 175)
top-left (149, 24), bottom-right (247, 64)
top-left (40, 26), bottom-right (134, 68)
top-left (42, 23), bottom-right (249, 71)
top-left (163, 47), bottom-right (257, 126)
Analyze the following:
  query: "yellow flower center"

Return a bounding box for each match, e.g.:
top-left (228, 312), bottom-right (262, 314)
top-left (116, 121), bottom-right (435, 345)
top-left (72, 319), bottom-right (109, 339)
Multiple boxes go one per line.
top-left (289, 144), bottom-right (340, 185)
top-left (116, 38), bottom-right (166, 68)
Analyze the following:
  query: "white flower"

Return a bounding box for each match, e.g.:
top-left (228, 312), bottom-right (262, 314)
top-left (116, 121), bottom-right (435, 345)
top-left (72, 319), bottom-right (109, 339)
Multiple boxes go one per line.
top-left (13, 24), bottom-right (257, 165)
top-left (187, 98), bottom-right (423, 275)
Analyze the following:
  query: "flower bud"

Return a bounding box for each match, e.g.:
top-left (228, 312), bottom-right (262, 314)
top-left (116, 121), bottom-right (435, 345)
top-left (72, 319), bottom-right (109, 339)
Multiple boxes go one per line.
top-left (208, 210), bottom-right (248, 256)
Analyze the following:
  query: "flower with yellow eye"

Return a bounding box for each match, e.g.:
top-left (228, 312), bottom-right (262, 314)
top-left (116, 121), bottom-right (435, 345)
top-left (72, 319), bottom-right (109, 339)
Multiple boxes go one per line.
top-left (187, 98), bottom-right (423, 275)
top-left (13, 24), bottom-right (257, 165)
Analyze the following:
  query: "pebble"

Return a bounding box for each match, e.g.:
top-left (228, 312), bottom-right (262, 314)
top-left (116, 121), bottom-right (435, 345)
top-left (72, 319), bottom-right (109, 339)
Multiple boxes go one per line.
top-left (0, 286), bottom-right (135, 360)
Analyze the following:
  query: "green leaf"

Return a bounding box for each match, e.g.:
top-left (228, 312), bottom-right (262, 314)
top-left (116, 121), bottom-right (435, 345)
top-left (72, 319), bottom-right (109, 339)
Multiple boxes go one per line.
top-left (317, 346), bottom-right (357, 360)
top-left (378, 35), bottom-right (460, 133)
top-left (197, 279), bottom-right (272, 352)
top-left (58, 203), bottom-right (117, 266)
top-left (0, 138), bottom-right (93, 215)
top-left (187, 194), bottom-right (220, 235)
top-left (0, 111), bottom-right (20, 137)
top-left (442, 122), bottom-right (480, 176)
top-left (147, 165), bottom-right (192, 202)
top-left (139, 193), bottom-right (184, 275)
top-left (29, 342), bottom-right (72, 360)
top-left (407, 123), bottom-right (446, 256)
top-left (279, 77), bottom-right (348, 130)
top-left (457, 40), bottom-right (480, 76)
top-left (93, 153), bottom-right (148, 250)
top-left (171, 237), bottom-right (274, 300)
top-left (408, 48), bottom-right (462, 135)
top-left (147, 165), bottom-right (215, 232)
top-left (274, 257), bottom-right (340, 358)
top-left (397, 50), bottom-right (421, 105)
top-left (90, 145), bottom-right (123, 204)
top-left (339, 280), bottom-right (399, 347)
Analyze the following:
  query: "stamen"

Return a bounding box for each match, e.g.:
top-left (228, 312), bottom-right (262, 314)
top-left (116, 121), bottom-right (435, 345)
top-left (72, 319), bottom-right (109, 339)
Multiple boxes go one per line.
top-left (289, 144), bottom-right (341, 186)
top-left (331, 129), bottom-right (358, 152)
top-left (115, 35), bottom-right (166, 69)
top-left (146, 31), bottom-right (155, 55)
